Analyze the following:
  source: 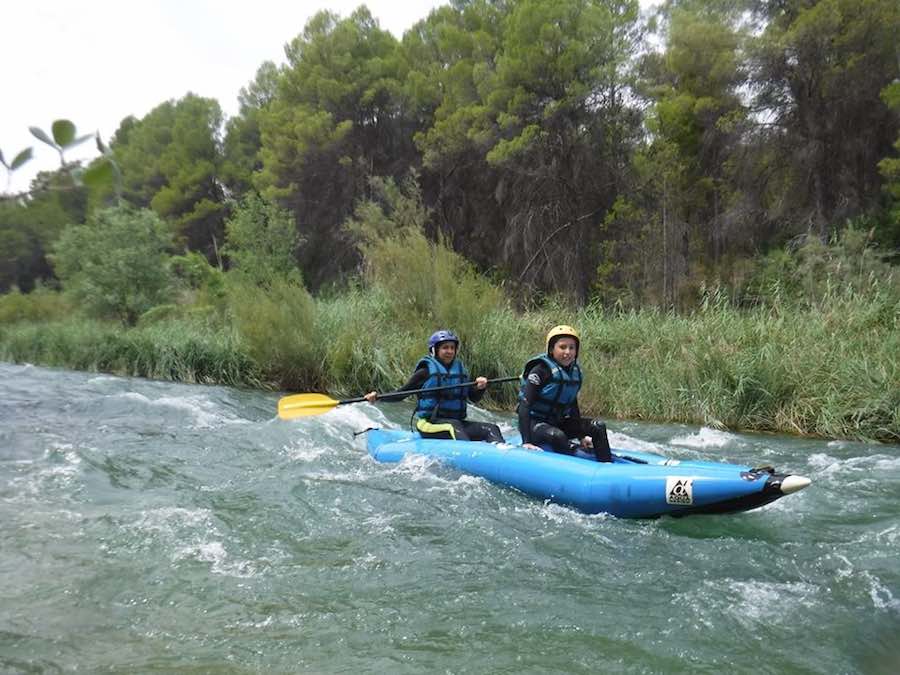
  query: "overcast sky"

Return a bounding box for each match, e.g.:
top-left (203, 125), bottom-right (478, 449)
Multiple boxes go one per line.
top-left (3, 0), bottom-right (655, 195)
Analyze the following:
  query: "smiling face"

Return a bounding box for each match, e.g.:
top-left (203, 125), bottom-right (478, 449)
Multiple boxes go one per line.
top-left (550, 336), bottom-right (578, 367)
top-left (435, 341), bottom-right (458, 366)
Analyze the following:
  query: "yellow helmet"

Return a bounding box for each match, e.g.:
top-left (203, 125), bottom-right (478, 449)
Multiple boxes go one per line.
top-left (546, 324), bottom-right (580, 353)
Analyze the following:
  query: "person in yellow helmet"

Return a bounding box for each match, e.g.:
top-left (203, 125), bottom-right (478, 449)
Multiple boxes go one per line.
top-left (516, 325), bottom-right (612, 462)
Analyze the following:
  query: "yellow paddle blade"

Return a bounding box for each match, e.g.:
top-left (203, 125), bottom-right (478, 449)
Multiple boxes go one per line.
top-left (277, 393), bottom-right (340, 420)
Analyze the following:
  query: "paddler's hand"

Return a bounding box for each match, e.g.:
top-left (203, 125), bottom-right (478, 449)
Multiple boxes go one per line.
top-left (363, 391), bottom-right (377, 403)
top-left (474, 376), bottom-right (488, 390)
top-left (523, 443), bottom-right (541, 450)
top-left (580, 435), bottom-right (593, 449)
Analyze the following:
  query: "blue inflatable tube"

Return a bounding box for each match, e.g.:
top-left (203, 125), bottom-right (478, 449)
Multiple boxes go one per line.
top-left (366, 429), bottom-right (811, 518)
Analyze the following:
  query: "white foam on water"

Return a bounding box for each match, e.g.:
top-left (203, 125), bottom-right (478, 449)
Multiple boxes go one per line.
top-left (131, 506), bottom-right (258, 578)
top-left (371, 451), bottom-right (501, 504)
top-left (361, 512), bottom-right (397, 535)
top-left (87, 375), bottom-right (123, 385)
top-left (229, 615), bottom-right (275, 630)
top-left (834, 553), bottom-right (855, 580)
top-left (173, 540), bottom-right (257, 578)
top-left (873, 456), bottom-right (900, 471)
top-left (490, 498), bottom-right (613, 536)
top-left (862, 571), bottom-right (900, 613)
top-left (454, 473), bottom-right (487, 487)
top-left (424, 472), bottom-right (494, 504)
top-left (112, 391), bottom-right (248, 429)
top-left (535, 500), bottom-right (610, 528)
top-left (119, 391), bottom-right (151, 403)
top-left (390, 452), bottom-right (444, 480)
top-left (47, 441), bottom-right (79, 459)
top-left (608, 431), bottom-right (668, 454)
top-left (300, 466), bottom-right (373, 485)
top-left (873, 525), bottom-right (899, 546)
top-left (807, 452), bottom-right (840, 471)
top-left (323, 402), bottom-right (391, 430)
top-left (157, 395), bottom-right (246, 428)
top-left (42, 442), bottom-right (81, 474)
top-left (679, 578), bottom-right (821, 629)
top-left (280, 441), bottom-right (328, 462)
top-left (226, 613), bottom-right (308, 632)
top-left (807, 452), bottom-right (899, 478)
top-left (9, 443), bottom-right (84, 497)
top-left (670, 427), bottom-right (736, 449)
top-left (351, 552), bottom-right (382, 570)
top-left (279, 403), bottom-right (385, 459)
top-left (133, 506), bottom-right (215, 535)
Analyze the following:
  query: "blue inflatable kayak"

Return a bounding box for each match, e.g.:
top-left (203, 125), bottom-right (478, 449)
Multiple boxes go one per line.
top-left (366, 429), bottom-right (811, 518)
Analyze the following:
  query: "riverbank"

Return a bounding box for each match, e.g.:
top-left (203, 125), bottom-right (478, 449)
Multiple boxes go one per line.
top-left (2, 286), bottom-right (896, 442)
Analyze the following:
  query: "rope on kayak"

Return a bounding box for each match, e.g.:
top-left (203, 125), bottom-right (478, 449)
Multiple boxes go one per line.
top-left (615, 454), bottom-right (649, 465)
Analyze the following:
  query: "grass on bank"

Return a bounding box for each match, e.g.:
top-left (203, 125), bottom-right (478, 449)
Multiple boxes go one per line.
top-left (3, 282), bottom-right (895, 443)
top-left (0, 316), bottom-right (260, 387)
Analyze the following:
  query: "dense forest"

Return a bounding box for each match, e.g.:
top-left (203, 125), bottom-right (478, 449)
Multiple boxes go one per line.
top-left (1, 0), bottom-right (898, 441)
top-left (3, 0), bottom-right (898, 302)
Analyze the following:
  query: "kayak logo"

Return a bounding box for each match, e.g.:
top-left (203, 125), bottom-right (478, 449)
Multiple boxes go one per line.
top-left (666, 477), bottom-right (693, 505)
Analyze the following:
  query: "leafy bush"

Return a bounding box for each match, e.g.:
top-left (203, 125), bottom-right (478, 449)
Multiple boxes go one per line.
top-left (223, 194), bottom-right (301, 287)
top-left (51, 205), bottom-right (174, 324)
top-left (345, 175), bottom-right (508, 343)
top-left (740, 222), bottom-right (899, 309)
top-left (0, 317), bottom-right (260, 386)
top-left (169, 251), bottom-right (227, 317)
top-left (0, 286), bottom-right (71, 324)
top-left (226, 275), bottom-right (320, 389)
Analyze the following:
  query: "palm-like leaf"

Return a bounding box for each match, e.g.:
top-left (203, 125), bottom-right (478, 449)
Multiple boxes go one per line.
top-left (51, 119), bottom-right (76, 147)
top-left (29, 126), bottom-right (57, 149)
top-left (11, 148), bottom-right (34, 170)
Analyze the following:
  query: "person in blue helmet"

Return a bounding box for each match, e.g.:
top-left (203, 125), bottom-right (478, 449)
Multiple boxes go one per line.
top-left (517, 325), bottom-right (612, 462)
top-left (363, 330), bottom-right (505, 443)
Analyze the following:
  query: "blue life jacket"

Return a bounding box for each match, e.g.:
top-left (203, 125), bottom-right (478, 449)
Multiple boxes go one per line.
top-left (414, 355), bottom-right (469, 420)
top-left (518, 354), bottom-right (582, 423)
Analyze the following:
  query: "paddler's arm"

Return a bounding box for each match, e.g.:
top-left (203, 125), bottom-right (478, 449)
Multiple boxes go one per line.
top-left (467, 376), bottom-right (488, 403)
top-left (363, 367), bottom-right (429, 403)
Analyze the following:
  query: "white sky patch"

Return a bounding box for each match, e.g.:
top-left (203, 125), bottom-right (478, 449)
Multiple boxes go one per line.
top-left (2, 0), bottom-right (447, 194)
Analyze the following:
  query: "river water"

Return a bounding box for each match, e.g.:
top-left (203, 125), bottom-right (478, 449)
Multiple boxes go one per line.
top-left (1, 362), bottom-right (898, 673)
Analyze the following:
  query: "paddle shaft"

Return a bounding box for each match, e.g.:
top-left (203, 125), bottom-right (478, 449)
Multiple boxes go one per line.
top-left (342, 375), bottom-right (520, 405)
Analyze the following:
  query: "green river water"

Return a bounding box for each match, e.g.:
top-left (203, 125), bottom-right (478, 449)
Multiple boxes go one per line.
top-left (1, 362), bottom-right (898, 673)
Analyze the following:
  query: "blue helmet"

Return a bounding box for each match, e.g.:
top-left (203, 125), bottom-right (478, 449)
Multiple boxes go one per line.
top-left (428, 329), bottom-right (459, 355)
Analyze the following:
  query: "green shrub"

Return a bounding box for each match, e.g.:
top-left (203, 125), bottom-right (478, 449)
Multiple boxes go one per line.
top-left (226, 276), bottom-right (320, 389)
top-left (345, 174), bottom-right (508, 343)
top-left (740, 222), bottom-right (900, 309)
top-left (51, 205), bottom-right (174, 324)
top-left (0, 286), bottom-right (71, 324)
top-left (223, 194), bottom-right (301, 287)
top-left (0, 317), bottom-right (260, 386)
